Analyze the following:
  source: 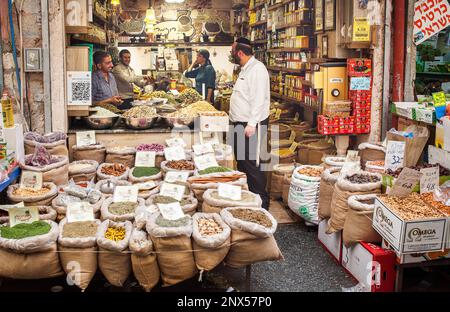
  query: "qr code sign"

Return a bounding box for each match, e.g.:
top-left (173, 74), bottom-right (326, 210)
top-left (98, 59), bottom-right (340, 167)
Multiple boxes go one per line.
top-left (67, 71), bottom-right (92, 105)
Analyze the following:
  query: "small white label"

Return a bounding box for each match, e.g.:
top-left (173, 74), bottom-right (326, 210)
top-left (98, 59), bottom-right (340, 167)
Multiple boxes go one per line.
top-left (134, 181), bottom-right (157, 191)
top-left (164, 146), bottom-right (186, 161)
top-left (67, 202), bottom-right (95, 223)
top-left (385, 141), bottom-right (406, 171)
top-left (8, 206), bottom-right (40, 227)
top-left (164, 171), bottom-right (190, 183)
top-left (388, 168), bottom-right (421, 197)
top-left (166, 137), bottom-right (186, 148)
top-left (157, 202), bottom-right (185, 221)
top-left (20, 171), bottom-right (43, 190)
top-left (113, 186), bottom-right (139, 203)
top-left (420, 167), bottom-right (440, 194)
top-left (194, 153), bottom-right (218, 171)
top-left (135, 151), bottom-right (156, 167)
top-left (330, 78), bottom-right (344, 83)
top-left (76, 131), bottom-right (96, 147)
top-left (0, 202), bottom-right (24, 212)
top-left (346, 150), bottom-right (360, 162)
top-left (160, 182), bottom-right (185, 201)
top-left (218, 183), bottom-right (242, 201)
top-left (192, 143), bottom-right (214, 156)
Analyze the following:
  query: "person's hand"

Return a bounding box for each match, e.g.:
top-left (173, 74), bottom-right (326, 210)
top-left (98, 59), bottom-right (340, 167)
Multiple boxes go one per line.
top-left (244, 125), bottom-right (256, 138)
top-left (193, 60), bottom-right (200, 68)
top-left (109, 96), bottom-right (123, 105)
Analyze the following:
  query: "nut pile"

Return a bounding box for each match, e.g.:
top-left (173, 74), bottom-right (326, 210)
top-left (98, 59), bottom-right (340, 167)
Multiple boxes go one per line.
top-left (297, 167), bottom-right (323, 177)
top-left (198, 218), bottom-right (223, 236)
top-left (378, 194), bottom-right (445, 220)
top-left (346, 174), bottom-right (380, 184)
top-left (166, 160), bottom-right (195, 171)
top-left (177, 88), bottom-right (202, 105)
top-left (230, 208), bottom-right (273, 228)
top-left (101, 164), bottom-right (127, 176)
top-left (168, 101), bottom-right (216, 119)
top-left (105, 226), bottom-right (126, 241)
top-left (13, 186), bottom-right (51, 196)
top-left (366, 160), bottom-right (385, 167)
top-left (123, 106), bottom-right (158, 119)
top-left (420, 193), bottom-right (450, 216)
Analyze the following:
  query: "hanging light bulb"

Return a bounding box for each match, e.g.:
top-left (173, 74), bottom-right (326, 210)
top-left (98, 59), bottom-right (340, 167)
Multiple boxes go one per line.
top-left (111, 0), bottom-right (120, 7)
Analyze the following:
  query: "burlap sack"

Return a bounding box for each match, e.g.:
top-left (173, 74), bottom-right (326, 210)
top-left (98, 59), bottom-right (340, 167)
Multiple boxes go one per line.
top-left (97, 163), bottom-right (130, 181)
top-left (318, 168), bottom-right (341, 219)
top-left (272, 150), bottom-right (297, 164)
top-left (160, 161), bottom-right (196, 177)
top-left (105, 147), bottom-right (136, 169)
top-left (72, 144), bottom-right (106, 164)
top-left (58, 218), bottom-right (101, 291)
top-left (297, 140), bottom-right (335, 165)
top-left (323, 156), bottom-right (346, 169)
top-left (202, 189), bottom-right (262, 214)
top-left (129, 228), bottom-right (160, 292)
top-left (100, 197), bottom-right (146, 222)
top-left (69, 160), bottom-right (99, 183)
top-left (220, 208), bottom-right (282, 268)
top-left (135, 181), bottom-right (161, 200)
top-left (343, 194), bottom-right (382, 247)
top-left (358, 143), bottom-right (386, 169)
top-left (0, 205), bottom-right (57, 224)
top-left (7, 183), bottom-right (58, 206)
top-left (97, 220), bottom-right (133, 287)
top-left (270, 164), bottom-right (295, 199)
top-left (95, 179), bottom-right (131, 197)
top-left (282, 174), bottom-right (292, 205)
top-left (327, 171), bottom-right (382, 234)
top-left (291, 121), bottom-right (312, 141)
top-left (25, 133), bottom-right (68, 157)
top-left (21, 155), bottom-right (69, 186)
top-left (146, 194), bottom-right (198, 216)
top-left (297, 128), bottom-right (324, 142)
top-left (147, 213), bottom-right (197, 287)
top-left (52, 194), bottom-right (104, 219)
top-left (128, 167), bottom-right (162, 183)
top-left (192, 213), bottom-right (231, 272)
top-left (269, 123), bottom-right (292, 140)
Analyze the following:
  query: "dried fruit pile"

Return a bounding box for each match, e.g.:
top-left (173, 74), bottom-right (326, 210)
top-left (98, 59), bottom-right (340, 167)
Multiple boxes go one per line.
top-left (101, 164), bottom-right (127, 176)
top-left (297, 167), bottom-right (323, 177)
top-left (166, 160), bottom-right (195, 171)
top-left (105, 226), bottom-right (126, 241)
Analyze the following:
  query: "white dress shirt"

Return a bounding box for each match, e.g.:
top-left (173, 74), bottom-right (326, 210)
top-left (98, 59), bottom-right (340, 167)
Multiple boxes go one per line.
top-left (229, 56), bottom-right (270, 127)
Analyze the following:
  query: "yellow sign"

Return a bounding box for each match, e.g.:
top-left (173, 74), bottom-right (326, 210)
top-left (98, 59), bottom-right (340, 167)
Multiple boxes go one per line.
top-left (289, 142), bottom-right (299, 153)
top-left (353, 18), bottom-right (370, 42)
top-left (275, 109), bottom-right (282, 120)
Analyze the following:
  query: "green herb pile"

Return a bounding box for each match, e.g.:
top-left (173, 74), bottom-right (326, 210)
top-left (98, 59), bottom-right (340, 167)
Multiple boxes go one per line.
top-left (0, 221), bottom-right (51, 239)
top-left (132, 167), bottom-right (160, 177)
top-left (198, 166), bottom-right (233, 175)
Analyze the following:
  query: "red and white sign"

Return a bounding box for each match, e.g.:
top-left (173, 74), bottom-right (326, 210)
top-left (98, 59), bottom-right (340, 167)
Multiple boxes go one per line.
top-left (414, 0), bottom-right (450, 45)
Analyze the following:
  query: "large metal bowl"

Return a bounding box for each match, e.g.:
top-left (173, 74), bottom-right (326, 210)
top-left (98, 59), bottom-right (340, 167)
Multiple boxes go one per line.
top-left (124, 116), bottom-right (158, 130)
top-left (83, 116), bottom-right (120, 130)
top-left (160, 115), bottom-right (195, 129)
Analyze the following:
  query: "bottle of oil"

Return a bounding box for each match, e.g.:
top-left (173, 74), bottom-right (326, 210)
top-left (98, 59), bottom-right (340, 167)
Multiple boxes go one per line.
top-left (1, 90), bottom-right (14, 128)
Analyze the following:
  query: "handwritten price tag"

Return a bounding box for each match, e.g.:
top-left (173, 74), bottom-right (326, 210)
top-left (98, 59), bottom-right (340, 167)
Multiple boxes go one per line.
top-left (135, 151), bottom-right (156, 167)
top-left (164, 146), bottom-right (186, 161)
top-left (166, 137), bottom-right (186, 148)
top-left (385, 141), bottom-right (405, 171)
top-left (218, 183), bottom-right (242, 201)
top-left (165, 171), bottom-right (190, 183)
top-left (160, 182), bottom-right (185, 201)
top-left (388, 168), bottom-right (421, 197)
top-left (420, 167), bottom-right (440, 194)
top-left (194, 153), bottom-right (218, 171)
top-left (113, 186), bottom-right (139, 203)
top-left (76, 131), bottom-right (96, 147)
top-left (67, 202), bottom-right (94, 223)
top-left (8, 206), bottom-right (39, 227)
top-left (20, 171), bottom-right (43, 190)
top-left (192, 143), bottom-right (214, 156)
top-left (157, 202), bottom-right (185, 221)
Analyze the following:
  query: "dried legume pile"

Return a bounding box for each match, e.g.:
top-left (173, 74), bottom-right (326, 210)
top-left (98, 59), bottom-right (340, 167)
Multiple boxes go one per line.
top-left (155, 215), bottom-right (190, 227)
top-left (166, 160), bottom-right (195, 171)
top-left (297, 167), bottom-right (323, 177)
top-left (198, 166), bottom-right (233, 175)
top-left (136, 143), bottom-right (165, 153)
top-left (132, 167), bottom-right (160, 177)
top-left (198, 218), bottom-right (223, 236)
top-left (90, 107), bottom-right (119, 118)
top-left (346, 174), bottom-right (380, 184)
top-left (13, 186), bottom-right (51, 196)
top-left (229, 208), bottom-right (273, 228)
top-left (378, 194), bottom-right (445, 220)
top-left (123, 106), bottom-right (158, 118)
top-left (105, 226), bottom-right (126, 241)
top-left (101, 164), bottom-right (127, 176)
top-left (153, 195), bottom-right (191, 206)
top-left (167, 101), bottom-right (216, 119)
top-left (108, 202), bottom-right (138, 215)
top-left (420, 193), bottom-right (450, 216)
top-left (0, 221), bottom-right (51, 239)
top-left (177, 88), bottom-right (203, 105)
top-left (62, 221), bottom-right (98, 238)
top-left (94, 103), bottom-right (123, 114)
top-left (386, 164), bottom-right (450, 178)
top-left (210, 190), bottom-right (254, 202)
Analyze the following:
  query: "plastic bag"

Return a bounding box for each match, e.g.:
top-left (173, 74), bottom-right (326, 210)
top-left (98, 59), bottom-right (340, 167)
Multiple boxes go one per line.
top-left (433, 180), bottom-right (450, 206)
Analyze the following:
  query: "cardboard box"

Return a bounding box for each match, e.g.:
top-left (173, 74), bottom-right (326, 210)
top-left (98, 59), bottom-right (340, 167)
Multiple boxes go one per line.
top-left (341, 242), bottom-right (396, 292)
top-left (3, 124), bottom-right (25, 163)
top-left (428, 145), bottom-right (450, 170)
top-left (382, 239), bottom-right (450, 264)
top-left (347, 59), bottom-right (372, 77)
top-left (318, 219), bottom-right (342, 263)
top-left (372, 197), bottom-right (448, 254)
top-left (198, 115), bottom-right (229, 132)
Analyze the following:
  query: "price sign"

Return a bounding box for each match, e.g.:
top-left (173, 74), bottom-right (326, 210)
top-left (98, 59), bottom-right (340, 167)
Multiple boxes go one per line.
top-left (218, 183), bottom-right (242, 201)
top-left (384, 141), bottom-right (406, 171)
top-left (194, 153), bottom-right (218, 171)
top-left (113, 186), bottom-right (139, 203)
top-left (20, 171), bottom-right (43, 190)
top-left (157, 202), bottom-right (185, 221)
top-left (420, 166), bottom-right (440, 194)
top-left (352, 17), bottom-right (370, 42)
top-left (294, 113), bottom-right (300, 122)
top-left (192, 143), bottom-right (214, 156)
top-left (350, 77), bottom-right (371, 91)
top-left (67, 202), bottom-right (94, 223)
top-left (135, 151), bottom-right (156, 167)
top-left (164, 146), bottom-right (186, 161)
top-left (76, 131), bottom-right (96, 147)
top-left (289, 142), bottom-right (299, 153)
top-left (275, 109), bottom-right (282, 120)
top-left (166, 137), bottom-right (186, 148)
top-left (8, 206), bottom-right (39, 227)
top-left (160, 182), bottom-right (185, 201)
top-left (433, 91), bottom-right (447, 120)
top-left (165, 171), bottom-right (190, 183)
top-left (346, 150), bottom-right (360, 162)
top-left (134, 181), bottom-right (157, 191)
top-left (0, 202), bottom-right (24, 212)
top-left (289, 131), bottom-right (296, 142)
top-left (388, 168), bottom-right (421, 197)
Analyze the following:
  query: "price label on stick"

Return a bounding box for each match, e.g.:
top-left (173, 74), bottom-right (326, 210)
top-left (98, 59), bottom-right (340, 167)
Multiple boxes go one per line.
top-left (384, 141), bottom-right (406, 171)
top-left (76, 131), bottom-right (96, 147)
top-left (158, 202), bottom-right (185, 221)
top-left (194, 153), bottom-right (218, 171)
top-left (289, 142), bottom-right (299, 153)
top-left (113, 186), bottom-right (139, 203)
top-left (135, 151), bottom-right (156, 167)
top-left (388, 168), bottom-right (421, 197)
top-left (192, 143), bottom-right (214, 156)
top-left (67, 202), bottom-right (94, 223)
top-left (8, 206), bottom-right (39, 227)
top-left (164, 146), bottom-right (186, 161)
top-left (165, 171), bottom-right (190, 183)
top-left (420, 167), bottom-right (440, 194)
top-left (275, 109), bottom-right (282, 120)
top-left (20, 171), bottom-right (43, 190)
top-left (166, 137), bottom-right (186, 148)
top-left (218, 183), bottom-right (242, 201)
top-left (160, 182), bottom-right (185, 201)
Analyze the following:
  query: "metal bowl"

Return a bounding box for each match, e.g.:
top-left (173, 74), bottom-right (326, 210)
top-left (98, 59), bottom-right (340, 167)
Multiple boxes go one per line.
top-left (83, 116), bottom-right (120, 130)
top-left (124, 116), bottom-right (158, 130)
top-left (161, 116), bottom-right (195, 129)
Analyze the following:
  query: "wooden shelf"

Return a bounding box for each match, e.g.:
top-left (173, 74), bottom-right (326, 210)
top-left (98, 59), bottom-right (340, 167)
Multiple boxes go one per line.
top-left (249, 2), bottom-right (266, 11)
top-left (250, 20), bottom-right (268, 27)
top-left (268, 2), bottom-right (284, 11)
top-left (268, 48), bottom-right (312, 53)
top-left (68, 105), bottom-right (90, 117)
top-left (66, 26), bottom-right (89, 34)
top-left (275, 21), bottom-right (312, 29)
top-left (117, 42), bottom-right (234, 47)
top-left (71, 35), bottom-right (107, 46)
top-left (267, 66), bottom-right (306, 74)
top-left (270, 92), bottom-right (318, 111)
top-left (252, 39), bottom-right (268, 44)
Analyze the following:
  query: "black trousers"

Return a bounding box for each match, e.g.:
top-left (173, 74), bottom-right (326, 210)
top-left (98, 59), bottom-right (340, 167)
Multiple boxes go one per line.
top-left (230, 118), bottom-right (270, 209)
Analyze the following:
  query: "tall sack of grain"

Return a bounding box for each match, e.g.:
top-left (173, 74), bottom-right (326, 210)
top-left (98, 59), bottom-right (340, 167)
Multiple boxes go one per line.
top-left (97, 220), bottom-right (133, 287)
top-left (270, 164), bottom-right (295, 200)
top-left (192, 213), bottom-right (231, 272)
top-left (72, 144), bottom-right (106, 164)
top-left (68, 160), bottom-right (99, 183)
top-left (58, 218), bottom-right (101, 291)
top-left (147, 213), bottom-right (198, 287)
top-left (221, 207), bottom-right (283, 268)
top-left (24, 132), bottom-right (68, 156)
top-left (318, 167), bottom-right (341, 219)
top-left (0, 220), bottom-right (63, 279)
top-left (202, 189), bottom-right (262, 214)
top-left (129, 228), bottom-right (160, 292)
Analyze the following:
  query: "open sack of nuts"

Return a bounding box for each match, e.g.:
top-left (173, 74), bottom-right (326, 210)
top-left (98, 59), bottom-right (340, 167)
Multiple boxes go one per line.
top-left (202, 189), bottom-right (262, 214)
top-left (327, 171), bottom-right (382, 234)
top-left (101, 197), bottom-right (146, 222)
top-left (97, 163), bottom-right (130, 181)
top-left (105, 146), bottom-right (136, 169)
top-left (7, 182), bottom-right (58, 206)
top-left (146, 194), bottom-right (198, 216)
top-left (0, 206), bottom-right (56, 224)
top-left (160, 160), bottom-right (196, 176)
top-left (0, 220), bottom-right (63, 279)
top-left (220, 207), bottom-right (283, 268)
top-left (58, 218), bottom-right (101, 291)
top-left (323, 156), bottom-right (346, 169)
top-left (68, 160), bottom-right (99, 183)
top-left (129, 227), bottom-right (160, 292)
top-left (147, 213), bottom-right (198, 287)
top-left (96, 220), bottom-right (133, 287)
top-left (24, 132), bottom-right (68, 157)
top-left (318, 167), bottom-right (342, 219)
top-left (192, 213), bottom-right (231, 272)
top-left (72, 143), bottom-right (106, 164)
top-left (358, 143), bottom-right (386, 170)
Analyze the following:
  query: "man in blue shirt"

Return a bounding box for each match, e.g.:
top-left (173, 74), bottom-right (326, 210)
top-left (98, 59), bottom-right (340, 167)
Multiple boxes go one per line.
top-left (91, 51), bottom-right (123, 108)
top-left (184, 49), bottom-right (216, 104)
